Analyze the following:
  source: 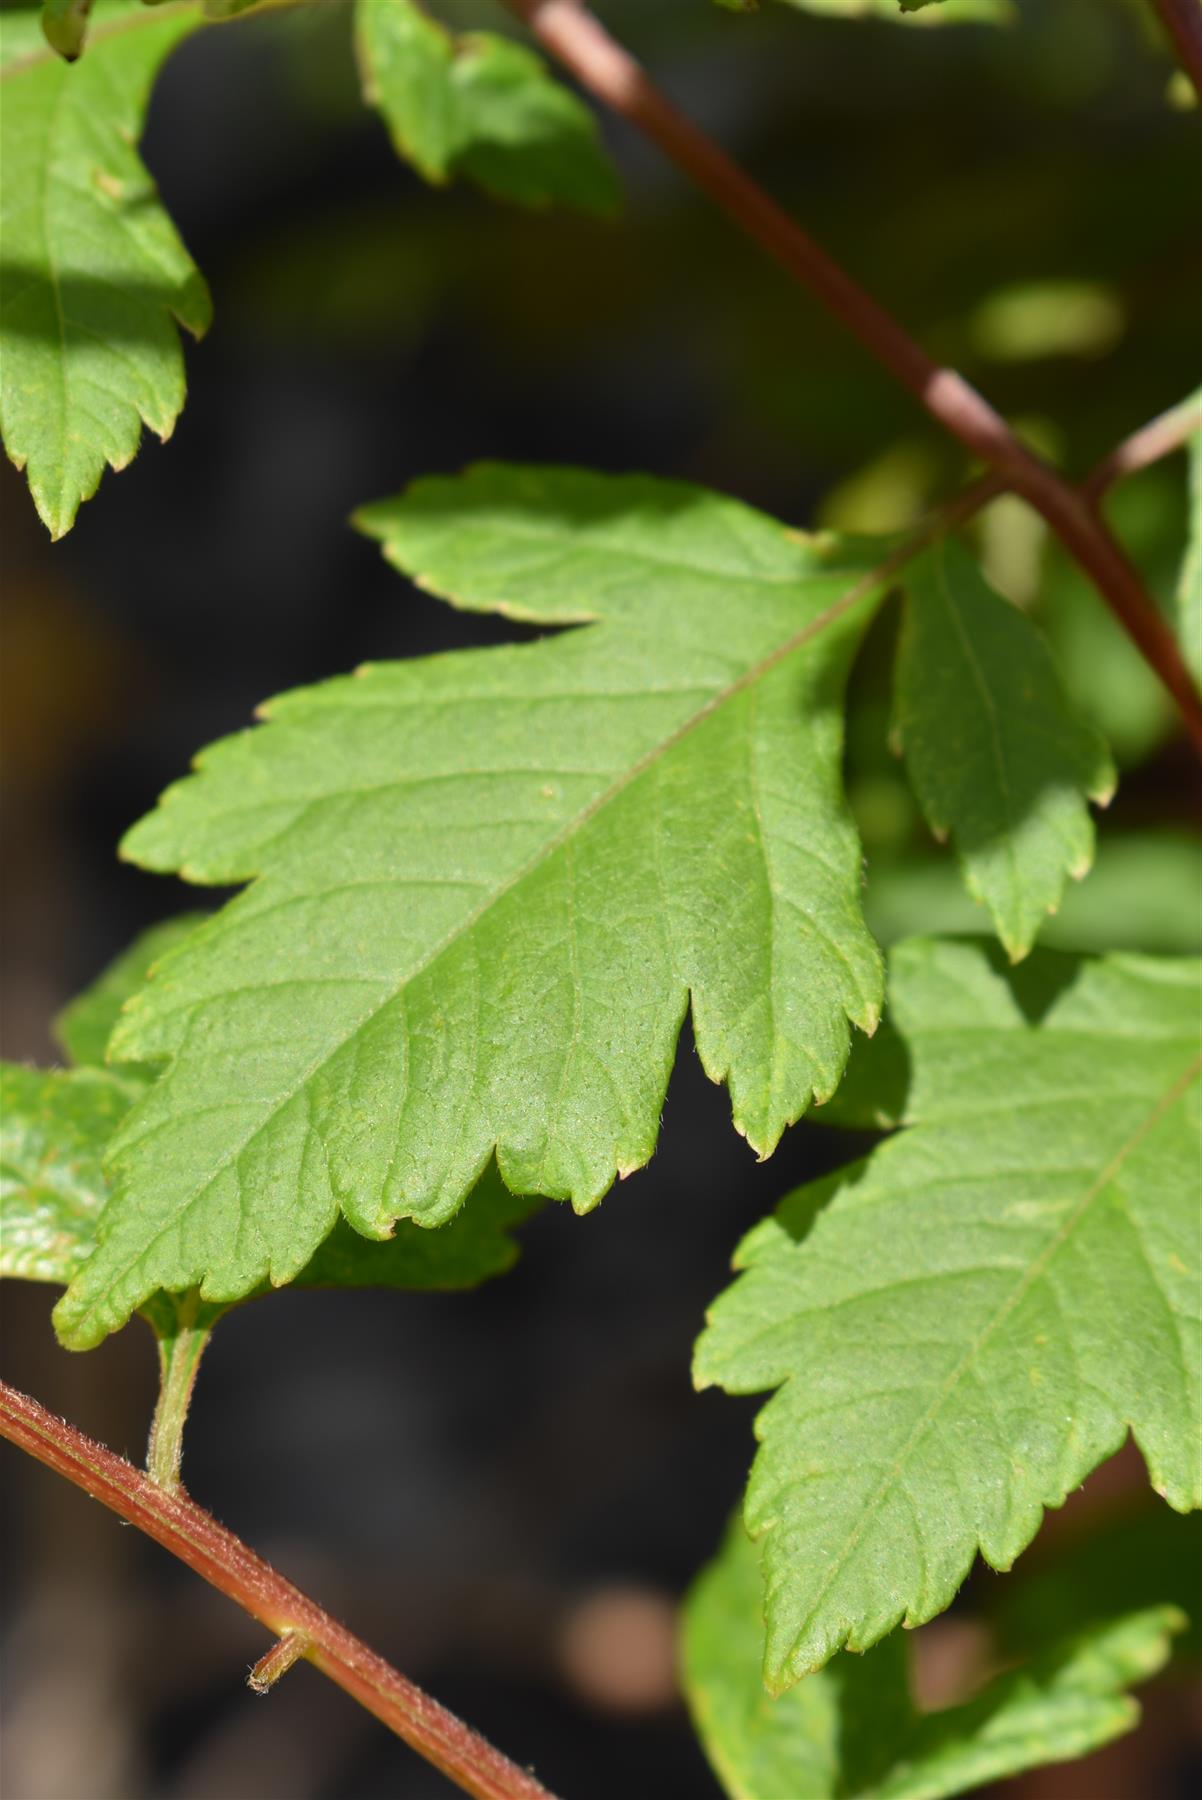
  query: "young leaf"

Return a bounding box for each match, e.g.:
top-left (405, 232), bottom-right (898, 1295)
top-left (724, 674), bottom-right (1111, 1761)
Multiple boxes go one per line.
top-left (356, 0), bottom-right (618, 215)
top-left (53, 466), bottom-right (888, 1348)
top-left (695, 938), bottom-right (1201, 1687)
top-left (0, 1), bottom-right (210, 536)
top-left (1, 1064), bottom-right (137, 1283)
top-left (682, 1518), bottom-right (1182, 1800)
top-left (894, 540), bottom-right (1115, 962)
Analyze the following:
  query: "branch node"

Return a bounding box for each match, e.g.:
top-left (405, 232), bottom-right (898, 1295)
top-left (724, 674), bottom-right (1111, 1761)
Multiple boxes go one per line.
top-left (248, 1629), bottom-right (310, 1695)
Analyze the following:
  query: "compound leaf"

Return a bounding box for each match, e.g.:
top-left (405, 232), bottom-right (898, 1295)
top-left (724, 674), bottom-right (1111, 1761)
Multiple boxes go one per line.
top-left (683, 1518), bottom-right (1182, 1800)
top-left (894, 540), bottom-right (1115, 962)
top-left (356, 0), bottom-right (618, 215)
top-left (696, 938), bottom-right (1201, 1687)
top-left (54, 465), bottom-right (887, 1348)
top-left (0, 0), bottom-right (210, 536)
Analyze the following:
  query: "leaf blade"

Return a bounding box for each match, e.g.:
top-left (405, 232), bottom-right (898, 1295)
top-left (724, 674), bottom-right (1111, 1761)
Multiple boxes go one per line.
top-left (54, 466), bottom-right (887, 1346)
top-left (682, 1519), bottom-right (1182, 1800)
top-left (0, 1063), bottom-right (135, 1284)
top-left (356, 0), bottom-right (618, 215)
top-left (696, 939), bottom-right (1201, 1686)
top-left (895, 540), bottom-right (1114, 961)
top-left (1, 1), bottom-right (209, 535)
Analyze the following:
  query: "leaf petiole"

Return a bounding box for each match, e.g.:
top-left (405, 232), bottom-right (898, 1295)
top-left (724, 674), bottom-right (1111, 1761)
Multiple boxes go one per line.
top-left (141, 1291), bottom-right (223, 1493)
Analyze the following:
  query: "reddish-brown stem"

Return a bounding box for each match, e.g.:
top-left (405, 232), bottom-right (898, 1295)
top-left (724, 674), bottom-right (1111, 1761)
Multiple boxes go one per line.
top-left (1083, 393), bottom-right (1202, 500)
top-left (0, 1380), bottom-right (556, 1800)
top-left (503, 0), bottom-right (1202, 754)
top-left (1151, 0), bottom-right (1202, 93)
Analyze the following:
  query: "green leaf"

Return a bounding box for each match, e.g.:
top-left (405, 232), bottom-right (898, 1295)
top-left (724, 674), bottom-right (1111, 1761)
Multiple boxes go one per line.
top-left (0, 1), bottom-right (210, 536)
top-left (56, 912), bottom-right (210, 1071)
top-left (682, 1519), bottom-right (1182, 1800)
top-left (53, 465), bottom-right (888, 1348)
top-left (696, 938), bottom-right (1201, 1687)
top-left (291, 1166), bottom-right (541, 1292)
top-left (2, 1050), bottom-right (536, 1295)
top-left (0, 1063), bottom-right (135, 1284)
top-left (993, 1504), bottom-right (1202, 1666)
top-left (40, 0), bottom-right (94, 62)
top-left (894, 540), bottom-right (1115, 962)
top-left (1177, 393), bottom-right (1202, 687)
top-left (356, 0), bottom-right (618, 215)
top-left (864, 830), bottom-right (1202, 960)
top-left (5, 917), bottom-right (538, 1301)
top-left (763, 1), bottom-right (1013, 25)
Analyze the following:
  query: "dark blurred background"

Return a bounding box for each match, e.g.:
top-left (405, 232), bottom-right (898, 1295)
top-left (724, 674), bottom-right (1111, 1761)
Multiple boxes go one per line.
top-left (2, 2), bottom-right (1201, 1795)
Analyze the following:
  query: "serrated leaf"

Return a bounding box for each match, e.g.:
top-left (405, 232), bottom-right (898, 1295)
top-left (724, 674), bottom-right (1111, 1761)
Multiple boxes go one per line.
top-left (56, 912), bottom-right (210, 1071)
top-left (695, 938), bottom-right (1201, 1687)
top-left (0, 1063), bottom-right (135, 1283)
top-left (682, 1519), bottom-right (1182, 1800)
top-left (1178, 392), bottom-right (1202, 686)
top-left (5, 919), bottom-right (538, 1300)
top-left (894, 540), bottom-right (1115, 962)
top-left (2, 1052), bottom-right (536, 1294)
top-left (53, 465), bottom-right (888, 1348)
top-left (356, 0), bottom-right (618, 215)
top-left (866, 1608), bottom-right (1181, 1800)
top-left (0, 1), bottom-right (210, 536)
top-left (864, 831), bottom-right (1202, 961)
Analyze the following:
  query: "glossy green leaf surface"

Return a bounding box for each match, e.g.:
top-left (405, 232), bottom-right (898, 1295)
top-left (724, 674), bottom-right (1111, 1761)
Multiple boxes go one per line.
top-left (356, 0), bottom-right (618, 214)
top-left (0, 2), bottom-right (210, 536)
top-left (682, 1518), bottom-right (1182, 1800)
top-left (894, 540), bottom-right (1114, 961)
top-left (0, 1064), bottom-right (137, 1283)
top-left (696, 938), bottom-right (1201, 1686)
top-left (54, 465), bottom-right (887, 1348)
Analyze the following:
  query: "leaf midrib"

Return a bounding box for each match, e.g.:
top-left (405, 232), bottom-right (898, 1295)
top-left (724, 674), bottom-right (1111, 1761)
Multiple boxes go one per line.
top-left (776, 1043), bottom-right (1202, 1676)
top-left (90, 562), bottom-right (891, 1324)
